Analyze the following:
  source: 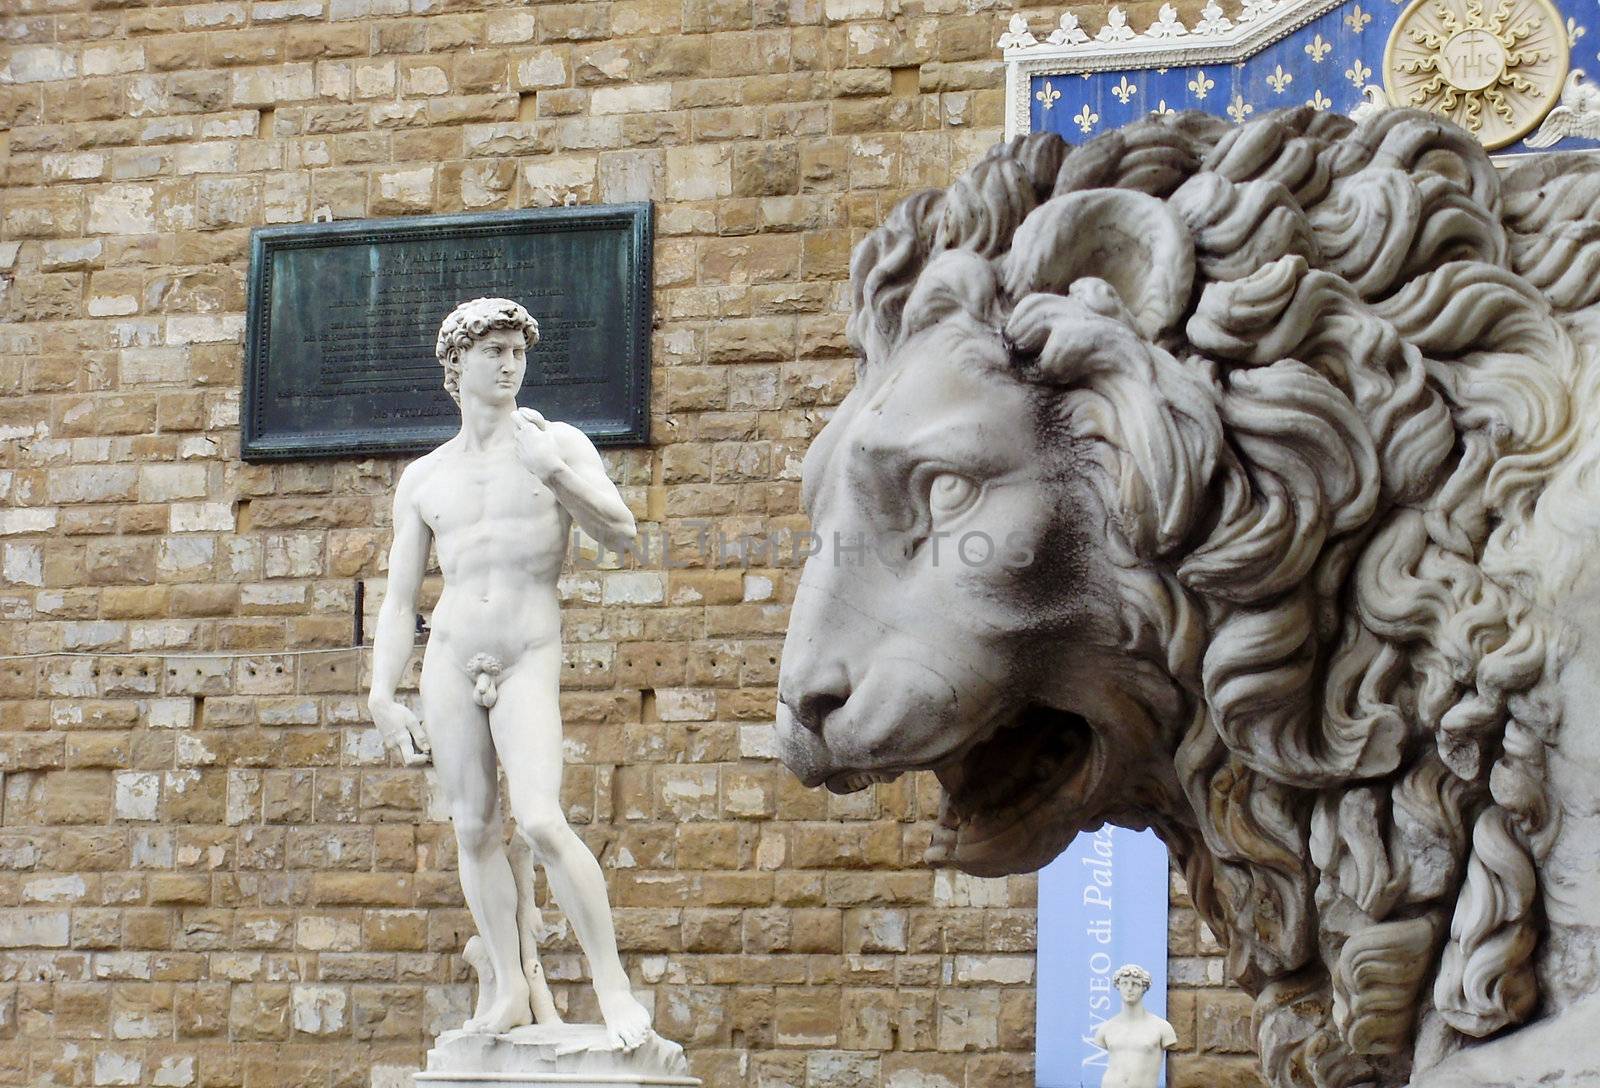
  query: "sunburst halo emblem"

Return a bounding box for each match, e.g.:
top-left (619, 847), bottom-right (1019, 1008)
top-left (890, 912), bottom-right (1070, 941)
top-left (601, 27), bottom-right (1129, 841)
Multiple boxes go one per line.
top-left (1382, 0), bottom-right (1569, 149)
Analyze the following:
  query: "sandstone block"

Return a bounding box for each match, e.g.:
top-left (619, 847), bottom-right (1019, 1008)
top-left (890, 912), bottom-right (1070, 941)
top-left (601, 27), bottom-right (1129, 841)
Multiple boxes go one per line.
top-left (2, 543), bottom-right (43, 587)
top-left (115, 772), bottom-right (161, 821)
top-left (592, 83), bottom-right (672, 115)
top-left (665, 146), bottom-right (732, 201)
top-left (43, 772), bottom-right (114, 824)
top-left (228, 984), bottom-right (290, 1041)
top-left (402, 65), bottom-right (450, 97)
top-left (0, 911), bottom-right (70, 949)
top-left (43, 154), bottom-right (108, 183)
top-left (522, 156), bottom-right (596, 207)
top-left (4, 191), bottom-right (84, 238)
top-left (1199, 990), bottom-right (1257, 1054)
top-left (1, 47), bottom-right (79, 84)
top-left (253, 0), bottom-right (325, 21)
top-left (514, 51), bottom-right (568, 90)
top-left (87, 186), bottom-right (157, 236)
top-left (83, 46), bottom-right (146, 77)
top-left (169, 503), bottom-right (235, 532)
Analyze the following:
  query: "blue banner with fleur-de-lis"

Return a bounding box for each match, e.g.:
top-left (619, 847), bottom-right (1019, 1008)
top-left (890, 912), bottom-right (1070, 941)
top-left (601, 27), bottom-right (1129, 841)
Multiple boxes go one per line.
top-left (1012, 0), bottom-right (1598, 156)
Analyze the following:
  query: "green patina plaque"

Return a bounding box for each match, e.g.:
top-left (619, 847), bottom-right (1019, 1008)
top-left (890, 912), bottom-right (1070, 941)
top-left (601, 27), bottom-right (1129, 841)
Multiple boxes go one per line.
top-left (244, 203), bottom-right (652, 461)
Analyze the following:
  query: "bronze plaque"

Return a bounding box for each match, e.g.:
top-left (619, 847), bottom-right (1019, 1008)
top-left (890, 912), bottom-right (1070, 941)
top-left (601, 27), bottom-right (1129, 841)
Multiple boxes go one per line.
top-left (243, 204), bottom-right (652, 461)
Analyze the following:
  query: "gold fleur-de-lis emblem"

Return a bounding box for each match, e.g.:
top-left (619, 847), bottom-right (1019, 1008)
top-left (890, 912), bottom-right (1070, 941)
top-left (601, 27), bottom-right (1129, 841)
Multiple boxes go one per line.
top-left (1035, 80), bottom-right (1062, 111)
top-left (1266, 64), bottom-right (1293, 93)
top-left (1074, 103), bottom-right (1100, 133)
top-left (1151, 99), bottom-right (1176, 116)
top-left (1188, 70), bottom-right (1216, 100)
top-left (1112, 75), bottom-right (1137, 104)
top-left (1227, 94), bottom-right (1254, 123)
top-left (1305, 33), bottom-right (1331, 61)
top-left (1306, 89), bottom-right (1333, 110)
top-left (1344, 3), bottom-right (1371, 31)
top-left (1346, 58), bottom-right (1372, 88)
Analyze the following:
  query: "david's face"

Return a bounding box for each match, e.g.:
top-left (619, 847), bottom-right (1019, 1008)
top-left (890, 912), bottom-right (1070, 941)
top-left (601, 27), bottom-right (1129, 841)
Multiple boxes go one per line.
top-left (456, 328), bottom-right (527, 409)
top-left (1117, 977), bottom-right (1147, 1005)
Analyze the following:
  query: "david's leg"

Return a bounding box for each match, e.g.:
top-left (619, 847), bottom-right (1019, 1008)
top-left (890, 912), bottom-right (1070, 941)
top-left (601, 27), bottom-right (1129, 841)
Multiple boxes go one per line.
top-left (492, 663), bottom-right (652, 1048)
top-left (423, 659), bottom-right (532, 1034)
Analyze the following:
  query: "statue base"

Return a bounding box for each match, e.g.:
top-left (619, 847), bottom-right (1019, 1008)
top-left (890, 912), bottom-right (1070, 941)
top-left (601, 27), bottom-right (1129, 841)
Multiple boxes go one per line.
top-left (416, 1025), bottom-right (700, 1088)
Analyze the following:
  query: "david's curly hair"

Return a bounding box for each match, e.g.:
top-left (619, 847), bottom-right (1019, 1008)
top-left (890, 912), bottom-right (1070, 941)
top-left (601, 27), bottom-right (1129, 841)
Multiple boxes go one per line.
top-left (435, 298), bottom-right (540, 404)
top-left (1112, 964), bottom-right (1153, 994)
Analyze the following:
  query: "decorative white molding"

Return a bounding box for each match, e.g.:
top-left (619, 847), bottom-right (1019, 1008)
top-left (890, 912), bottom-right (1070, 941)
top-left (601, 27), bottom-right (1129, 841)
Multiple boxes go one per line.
top-left (1047, 13), bottom-right (1090, 47)
top-left (1527, 70), bottom-right (1600, 148)
top-left (998, 0), bottom-right (1344, 63)
top-left (1145, 4), bottom-right (1190, 39)
top-left (1001, 0), bottom-right (1350, 138)
top-left (1096, 8), bottom-right (1137, 43)
top-left (998, 13), bottom-right (1037, 51)
top-left (1349, 84), bottom-right (1391, 122)
top-left (1194, 0), bottom-right (1235, 36)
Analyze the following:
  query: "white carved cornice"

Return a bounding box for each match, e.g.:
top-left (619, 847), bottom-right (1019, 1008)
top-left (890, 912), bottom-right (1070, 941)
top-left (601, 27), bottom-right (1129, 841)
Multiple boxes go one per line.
top-left (999, 0), bottom-right (1347, 69)
top-left (1000, 0), bottom-right (1351, 139)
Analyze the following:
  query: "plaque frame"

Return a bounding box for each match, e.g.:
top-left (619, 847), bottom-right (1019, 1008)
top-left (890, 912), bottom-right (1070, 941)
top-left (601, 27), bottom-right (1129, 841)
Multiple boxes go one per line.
top-left (243, 203), bottom-right (653, 462)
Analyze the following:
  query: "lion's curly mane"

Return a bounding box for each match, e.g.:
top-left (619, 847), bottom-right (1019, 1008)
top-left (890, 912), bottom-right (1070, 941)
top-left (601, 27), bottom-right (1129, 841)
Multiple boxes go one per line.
top-left (848, 107), bottom-right (1600, 1086)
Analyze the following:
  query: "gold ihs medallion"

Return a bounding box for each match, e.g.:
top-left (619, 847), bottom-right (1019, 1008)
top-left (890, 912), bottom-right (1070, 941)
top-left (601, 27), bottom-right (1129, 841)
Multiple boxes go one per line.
top-left (1383, 0), bottom-right (1569, 149)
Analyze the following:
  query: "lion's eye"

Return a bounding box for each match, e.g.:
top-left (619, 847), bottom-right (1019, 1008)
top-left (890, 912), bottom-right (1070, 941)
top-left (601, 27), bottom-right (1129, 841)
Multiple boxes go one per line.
top-left (928, 472), bottom-right (979, 519)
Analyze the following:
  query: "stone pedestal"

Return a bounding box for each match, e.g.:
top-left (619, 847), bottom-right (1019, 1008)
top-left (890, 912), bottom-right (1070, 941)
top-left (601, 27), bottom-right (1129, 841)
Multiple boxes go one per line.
top-left (415, 1025), bottom-right (700, 1088)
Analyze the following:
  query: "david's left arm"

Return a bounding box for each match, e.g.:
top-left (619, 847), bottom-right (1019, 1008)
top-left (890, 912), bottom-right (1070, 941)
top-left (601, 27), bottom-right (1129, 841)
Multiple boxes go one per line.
top-left (536, 417), bottom-right (637, 555)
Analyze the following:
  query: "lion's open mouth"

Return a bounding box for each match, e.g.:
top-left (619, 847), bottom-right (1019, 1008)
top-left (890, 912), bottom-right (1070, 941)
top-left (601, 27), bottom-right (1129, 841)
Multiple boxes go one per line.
top-left (813, 703), bottom-right (1098, 870)
top-left (928, 703), bottom-right (1096, 867)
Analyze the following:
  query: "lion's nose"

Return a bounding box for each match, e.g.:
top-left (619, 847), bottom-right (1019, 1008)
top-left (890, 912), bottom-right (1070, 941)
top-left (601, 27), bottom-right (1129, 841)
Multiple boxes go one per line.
top-left (778, 665), bottom-right (852, 737)
top-left (788, 689), bottom-right (848, 736)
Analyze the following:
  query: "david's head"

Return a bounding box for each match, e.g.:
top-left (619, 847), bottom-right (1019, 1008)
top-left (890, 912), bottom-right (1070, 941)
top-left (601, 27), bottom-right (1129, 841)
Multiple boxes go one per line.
top-left (435, 298), bottom-right (541, 407)
top-left (1113, 964), bottom-right (1152, 1006)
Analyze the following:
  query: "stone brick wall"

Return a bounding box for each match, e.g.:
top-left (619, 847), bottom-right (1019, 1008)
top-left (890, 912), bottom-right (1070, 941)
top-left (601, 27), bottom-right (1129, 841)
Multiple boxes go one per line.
top-left (0, 0), bottom-right (1260, 1085)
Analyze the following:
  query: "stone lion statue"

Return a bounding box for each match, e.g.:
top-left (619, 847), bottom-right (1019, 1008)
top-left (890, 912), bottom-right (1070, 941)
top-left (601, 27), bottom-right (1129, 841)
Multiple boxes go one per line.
top-left (776, 108), bottom-right (1600, 1088)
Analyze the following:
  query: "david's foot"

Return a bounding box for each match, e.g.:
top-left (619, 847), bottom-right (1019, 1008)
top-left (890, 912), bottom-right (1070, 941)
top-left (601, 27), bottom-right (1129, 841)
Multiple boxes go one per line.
top-left (597, 987), bottom-right (652, 1050)
top-left (464, 981), bottom-right (533, 1035)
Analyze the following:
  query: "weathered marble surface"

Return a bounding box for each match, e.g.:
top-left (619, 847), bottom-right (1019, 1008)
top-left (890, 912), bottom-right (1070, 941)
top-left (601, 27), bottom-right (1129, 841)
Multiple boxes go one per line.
top-left (776, 109), bottom-right (1600, 1087)
top-left (417, 1025), bottom-right (697, 1087)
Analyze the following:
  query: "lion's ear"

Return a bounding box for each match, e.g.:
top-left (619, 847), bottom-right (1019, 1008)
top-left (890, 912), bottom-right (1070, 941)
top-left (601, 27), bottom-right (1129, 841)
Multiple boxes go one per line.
top-left (1002, 190), bottom-right (1196, 339)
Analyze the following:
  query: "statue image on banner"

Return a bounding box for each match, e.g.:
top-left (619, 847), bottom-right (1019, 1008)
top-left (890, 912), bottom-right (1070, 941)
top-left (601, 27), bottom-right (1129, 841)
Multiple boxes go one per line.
top-left (367, 299), bottom-right (696, 1085)
top-left (776, 108), bottom-right (1600, 1088)
top-left (1093, 965), bottom-right (1177, 1088)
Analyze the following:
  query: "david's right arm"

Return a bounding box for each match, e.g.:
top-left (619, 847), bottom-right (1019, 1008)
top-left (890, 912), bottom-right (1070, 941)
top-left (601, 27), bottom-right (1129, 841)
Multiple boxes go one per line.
top-left (367, 470), bottom-right (432, 764)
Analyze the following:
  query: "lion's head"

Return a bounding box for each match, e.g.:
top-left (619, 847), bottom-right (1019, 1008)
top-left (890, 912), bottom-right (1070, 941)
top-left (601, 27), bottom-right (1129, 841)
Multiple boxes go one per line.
top-left (777, 108), bottom-right (1600, 1086)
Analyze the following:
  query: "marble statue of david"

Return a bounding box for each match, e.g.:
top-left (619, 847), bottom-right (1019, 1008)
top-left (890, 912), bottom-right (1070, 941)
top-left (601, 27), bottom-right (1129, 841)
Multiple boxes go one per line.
top-left (367, 298), bottom-right (651, 1049)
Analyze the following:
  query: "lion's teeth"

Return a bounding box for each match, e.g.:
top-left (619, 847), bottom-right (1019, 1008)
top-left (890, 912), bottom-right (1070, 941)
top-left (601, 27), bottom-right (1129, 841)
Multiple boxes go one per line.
top-left (937, 789), bottom-right (959, 830)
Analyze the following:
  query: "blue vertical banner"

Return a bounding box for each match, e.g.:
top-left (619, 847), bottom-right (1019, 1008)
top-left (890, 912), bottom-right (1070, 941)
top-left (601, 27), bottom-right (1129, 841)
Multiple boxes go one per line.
top-left (1036, 827), bottom-right (1172, 1088)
